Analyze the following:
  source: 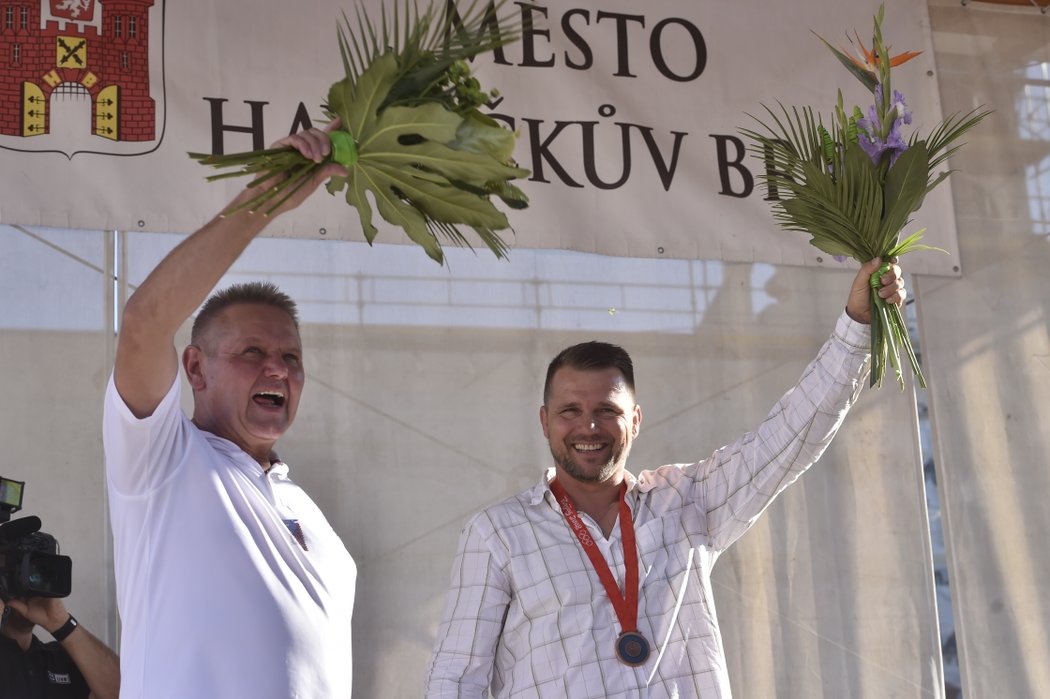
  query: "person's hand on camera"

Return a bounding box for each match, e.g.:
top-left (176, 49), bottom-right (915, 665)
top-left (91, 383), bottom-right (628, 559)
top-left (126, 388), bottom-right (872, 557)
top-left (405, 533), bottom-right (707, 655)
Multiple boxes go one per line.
top-left (4, 596), bottom-right (70, 635)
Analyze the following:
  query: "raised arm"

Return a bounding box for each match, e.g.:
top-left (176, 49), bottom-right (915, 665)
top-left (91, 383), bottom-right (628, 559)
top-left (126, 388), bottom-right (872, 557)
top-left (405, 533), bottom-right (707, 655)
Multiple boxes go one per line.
top-left (691, 257), bottom-right (908, 551)
top-left (113, 127), bottom-right (345, 418)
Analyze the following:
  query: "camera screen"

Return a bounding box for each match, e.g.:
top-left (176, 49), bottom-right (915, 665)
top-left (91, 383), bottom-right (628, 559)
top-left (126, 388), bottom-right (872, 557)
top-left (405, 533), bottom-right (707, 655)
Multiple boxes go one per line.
top-left (0, 478), bottom-right (23, 509)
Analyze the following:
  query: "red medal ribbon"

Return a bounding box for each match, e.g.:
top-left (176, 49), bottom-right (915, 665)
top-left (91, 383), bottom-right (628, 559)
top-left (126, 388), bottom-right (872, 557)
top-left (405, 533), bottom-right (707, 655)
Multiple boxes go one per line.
top-left (549, 477), bottom-right (640, 636)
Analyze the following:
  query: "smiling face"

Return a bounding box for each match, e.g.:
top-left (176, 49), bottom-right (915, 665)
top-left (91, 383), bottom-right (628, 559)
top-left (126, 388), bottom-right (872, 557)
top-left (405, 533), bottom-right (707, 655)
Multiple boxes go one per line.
top-left (183, 303), bottom-right (305, 465)
top-left (540, 366), bottom-right (642, 487)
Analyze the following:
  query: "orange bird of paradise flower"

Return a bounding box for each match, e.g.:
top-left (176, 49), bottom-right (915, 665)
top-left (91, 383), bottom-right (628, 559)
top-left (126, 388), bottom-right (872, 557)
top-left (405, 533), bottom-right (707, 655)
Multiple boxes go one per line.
top-left (815, 28), bottom-right (921, 94)
top-left (844, 30), bottom-right (921, 74)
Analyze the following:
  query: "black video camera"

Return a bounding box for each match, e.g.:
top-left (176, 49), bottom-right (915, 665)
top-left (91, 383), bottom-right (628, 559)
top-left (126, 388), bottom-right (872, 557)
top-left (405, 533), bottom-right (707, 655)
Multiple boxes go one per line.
top-left (0, 477), bottom-right (72, 601)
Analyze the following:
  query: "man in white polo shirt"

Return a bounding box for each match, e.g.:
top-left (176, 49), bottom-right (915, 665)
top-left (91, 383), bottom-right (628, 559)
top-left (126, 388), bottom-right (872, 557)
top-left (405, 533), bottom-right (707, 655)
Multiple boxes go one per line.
top-left (103, 126), bottom-right (356, 698)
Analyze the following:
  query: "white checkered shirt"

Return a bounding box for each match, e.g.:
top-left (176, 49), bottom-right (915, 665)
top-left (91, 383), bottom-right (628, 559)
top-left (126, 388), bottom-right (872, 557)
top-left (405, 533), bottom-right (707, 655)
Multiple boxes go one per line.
top-left (425, 313), bottom-right (871, 698)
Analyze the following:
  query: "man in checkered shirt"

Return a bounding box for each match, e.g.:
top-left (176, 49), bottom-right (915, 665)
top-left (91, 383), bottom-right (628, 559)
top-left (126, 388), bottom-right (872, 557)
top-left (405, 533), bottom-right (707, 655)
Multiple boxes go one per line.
top-left (425, 260), bottom-right (906, 698)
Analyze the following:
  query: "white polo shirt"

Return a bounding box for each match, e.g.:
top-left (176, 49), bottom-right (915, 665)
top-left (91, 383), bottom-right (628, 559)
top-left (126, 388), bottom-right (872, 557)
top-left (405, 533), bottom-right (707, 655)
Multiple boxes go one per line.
top-left (103, 375), bottom-right (357, 699)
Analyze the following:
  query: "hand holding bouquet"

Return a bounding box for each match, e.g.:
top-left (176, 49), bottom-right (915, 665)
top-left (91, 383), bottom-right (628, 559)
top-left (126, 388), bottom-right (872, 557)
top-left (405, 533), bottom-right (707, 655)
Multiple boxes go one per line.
top-left (189, 0), bottom-right (528, 265)
top-left (742, 4), bottom-right (989, 389)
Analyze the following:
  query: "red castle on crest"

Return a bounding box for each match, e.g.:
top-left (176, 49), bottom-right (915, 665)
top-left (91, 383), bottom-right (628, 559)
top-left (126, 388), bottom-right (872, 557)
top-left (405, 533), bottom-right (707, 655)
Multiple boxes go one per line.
top-left (0, 0), bottom-right (156, 143)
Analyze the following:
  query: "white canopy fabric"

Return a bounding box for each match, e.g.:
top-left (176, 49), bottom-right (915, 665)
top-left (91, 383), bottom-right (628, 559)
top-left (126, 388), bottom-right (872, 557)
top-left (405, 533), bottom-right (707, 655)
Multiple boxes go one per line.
top-left (918, 2), bottom-right (1050, 697)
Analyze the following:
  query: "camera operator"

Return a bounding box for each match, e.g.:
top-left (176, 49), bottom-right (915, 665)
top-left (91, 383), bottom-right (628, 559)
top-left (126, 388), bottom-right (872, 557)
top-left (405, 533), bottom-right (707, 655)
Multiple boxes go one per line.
top-left (0, 595), bottom-right (119, 699)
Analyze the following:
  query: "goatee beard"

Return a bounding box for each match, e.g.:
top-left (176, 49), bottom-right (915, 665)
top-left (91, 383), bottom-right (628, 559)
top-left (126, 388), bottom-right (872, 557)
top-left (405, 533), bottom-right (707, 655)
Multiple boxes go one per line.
top-left (552, 450), bottom-right (617, 484)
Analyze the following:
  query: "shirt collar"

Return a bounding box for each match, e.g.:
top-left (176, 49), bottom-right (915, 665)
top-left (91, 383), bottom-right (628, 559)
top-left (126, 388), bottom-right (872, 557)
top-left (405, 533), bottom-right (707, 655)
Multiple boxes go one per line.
top-left (0, 632), bottom-right (42, 653)
top-left (200, 430), bottom-right (287, 479)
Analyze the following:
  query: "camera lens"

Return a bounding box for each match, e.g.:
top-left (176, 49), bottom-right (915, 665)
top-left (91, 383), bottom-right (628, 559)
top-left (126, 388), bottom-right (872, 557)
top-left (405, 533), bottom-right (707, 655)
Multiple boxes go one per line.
top-left (21, 555), bottom-right (71, 597)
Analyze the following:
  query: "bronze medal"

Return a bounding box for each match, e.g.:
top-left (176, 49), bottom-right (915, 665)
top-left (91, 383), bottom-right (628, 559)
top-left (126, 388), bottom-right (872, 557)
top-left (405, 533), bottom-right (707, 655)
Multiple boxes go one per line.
top-left (615, 630), bottom-right (651, 666)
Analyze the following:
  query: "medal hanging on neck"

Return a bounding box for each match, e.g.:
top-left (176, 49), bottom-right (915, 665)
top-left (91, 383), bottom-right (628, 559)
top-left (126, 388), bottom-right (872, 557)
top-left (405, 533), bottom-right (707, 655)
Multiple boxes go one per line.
top-left (549, 478), bottom-right (651, 666)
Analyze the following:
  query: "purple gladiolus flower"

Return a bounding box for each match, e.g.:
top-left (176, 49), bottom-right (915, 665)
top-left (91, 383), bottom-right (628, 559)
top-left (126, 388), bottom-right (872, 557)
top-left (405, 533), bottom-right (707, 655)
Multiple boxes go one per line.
top-left (892, 90), bottom-right (912, 125)
top-left (857, 87), bottom-right (911, 167)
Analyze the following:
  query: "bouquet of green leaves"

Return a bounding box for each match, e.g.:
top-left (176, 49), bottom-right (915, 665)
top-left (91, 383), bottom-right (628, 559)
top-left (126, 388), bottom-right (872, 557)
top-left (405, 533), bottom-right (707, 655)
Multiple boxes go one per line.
top-left (189, 0), bottom-right (529, 264)
top-left (741, 5), bottom-right (989, 389)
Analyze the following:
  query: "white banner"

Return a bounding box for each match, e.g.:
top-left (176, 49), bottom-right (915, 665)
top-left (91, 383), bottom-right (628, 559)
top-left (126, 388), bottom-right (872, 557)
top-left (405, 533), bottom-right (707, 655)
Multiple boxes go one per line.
top-left (0, 0), bottom-right (962, 274)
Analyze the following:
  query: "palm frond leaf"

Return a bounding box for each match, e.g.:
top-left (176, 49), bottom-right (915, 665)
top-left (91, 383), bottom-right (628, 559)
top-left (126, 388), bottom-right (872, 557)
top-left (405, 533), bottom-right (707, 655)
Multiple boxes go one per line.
top-left (926, 107), bottom-right (992, 171)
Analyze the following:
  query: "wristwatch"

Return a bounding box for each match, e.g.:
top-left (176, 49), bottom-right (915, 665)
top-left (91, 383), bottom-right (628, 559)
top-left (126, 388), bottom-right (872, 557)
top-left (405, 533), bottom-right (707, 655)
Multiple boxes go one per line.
top-left (51, 615), bottom-right (78, 642)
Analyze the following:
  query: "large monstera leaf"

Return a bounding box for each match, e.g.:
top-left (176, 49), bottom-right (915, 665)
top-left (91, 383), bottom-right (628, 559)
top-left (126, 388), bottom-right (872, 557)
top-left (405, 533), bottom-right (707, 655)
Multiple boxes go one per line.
top-left (190, 2), bottom-right (530, 264)
top-left (326, 53), bottom-right (528, 262)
